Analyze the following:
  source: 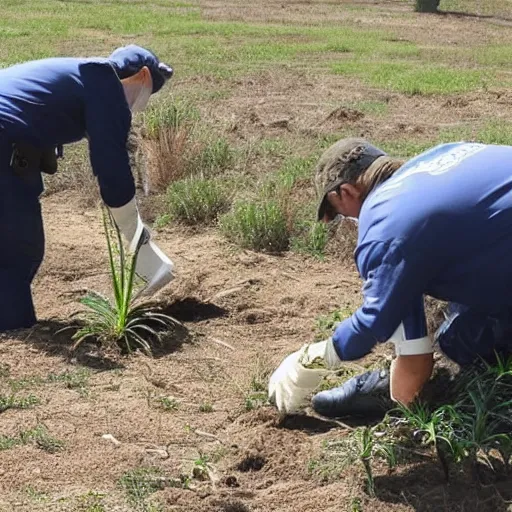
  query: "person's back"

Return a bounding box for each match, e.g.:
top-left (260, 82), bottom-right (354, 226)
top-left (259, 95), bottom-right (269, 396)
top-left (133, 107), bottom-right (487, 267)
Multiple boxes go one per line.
top-left (0, 57), bottom-right (125, 148)
top-left (359, 142), bottom-right (512, 312)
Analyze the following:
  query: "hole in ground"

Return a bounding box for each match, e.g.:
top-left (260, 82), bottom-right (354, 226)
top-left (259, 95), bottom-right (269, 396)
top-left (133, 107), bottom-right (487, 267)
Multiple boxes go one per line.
top-left (161, 297), bottom-right (228, 322)
top-left (237, 454), bottom-right (266, 472)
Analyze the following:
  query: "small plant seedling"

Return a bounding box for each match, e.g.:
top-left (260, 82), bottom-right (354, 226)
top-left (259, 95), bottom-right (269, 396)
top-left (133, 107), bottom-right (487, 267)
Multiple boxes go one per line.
top-left (156, 396), bottom-right (179, 411)
top-left (119, 467), bottom-right (165, 507)
top-left (32, 425), bottom-right (65, 454)
top-left (76, 491), bottom-right (106, 512)
top-left (0, 394), bottom-right (39, 413)
top-left (70, 208), bottom-right (179, 356)
top-left (199, 402), bottom-right (214, 413)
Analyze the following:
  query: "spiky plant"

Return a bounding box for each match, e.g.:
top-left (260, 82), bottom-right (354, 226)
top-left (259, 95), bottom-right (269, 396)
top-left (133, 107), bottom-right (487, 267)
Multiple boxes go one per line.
top-left (71, 208), bottom-right (177, 355)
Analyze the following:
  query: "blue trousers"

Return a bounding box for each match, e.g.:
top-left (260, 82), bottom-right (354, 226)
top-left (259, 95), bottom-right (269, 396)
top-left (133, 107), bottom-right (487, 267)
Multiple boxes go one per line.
top-left (0, 139), bottom-right (44, 331)
top-left (435, 303), bottom-right (512, 366)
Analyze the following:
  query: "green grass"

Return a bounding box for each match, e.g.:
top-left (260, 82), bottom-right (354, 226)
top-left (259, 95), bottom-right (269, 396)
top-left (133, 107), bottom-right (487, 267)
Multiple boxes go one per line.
top-left (333, 61), bottom-right (488, 95)
top-left (291, 220), bottom-right (329, 259)
top-left (314, 307), bottom-right (354, 340)
top-left (119, 467), bottom-right (166, 510)
top-left (190, 138), bottom-right (234, 175)
top-left (0, 394), bottom-right (39, 412)
top-left (155, 396), bottom-right (179, 411)
top-left (220, 199), bottom-right (291, 252)
top-left (144, 100), bottom-right (200, 137)
top-left (199, 402), bottom-right (214, 413)
top-left (0, 425), bottom-right (64, 453)
top-left (351, 100), bottom-right (390, 117)
top-left (166, 177), bottom-right (233, 225)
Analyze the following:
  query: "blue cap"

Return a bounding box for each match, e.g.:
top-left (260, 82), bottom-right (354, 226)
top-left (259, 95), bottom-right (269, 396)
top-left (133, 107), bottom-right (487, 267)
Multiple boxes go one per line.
top-left (109, 44), bottom-right (173, 93)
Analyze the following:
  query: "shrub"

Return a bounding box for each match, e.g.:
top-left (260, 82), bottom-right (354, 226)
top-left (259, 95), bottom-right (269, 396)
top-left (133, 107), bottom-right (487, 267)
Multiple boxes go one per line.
top-left (166, 177), bottom-right (232, 225)
top-left (220, 199), bottom-right (290, 252)
top-left (415, 0), bottom-right (440, 13)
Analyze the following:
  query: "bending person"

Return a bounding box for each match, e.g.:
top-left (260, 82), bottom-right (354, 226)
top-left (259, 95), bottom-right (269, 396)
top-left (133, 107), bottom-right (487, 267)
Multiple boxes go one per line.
top-left (0, 45), bottom-right (174, 331)
top-left (270, 138), bottom-right (512, 417)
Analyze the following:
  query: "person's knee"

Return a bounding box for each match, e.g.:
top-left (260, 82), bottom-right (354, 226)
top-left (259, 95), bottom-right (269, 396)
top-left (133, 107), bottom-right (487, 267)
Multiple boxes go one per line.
top-left (435, 304), bottom-right (510, 366)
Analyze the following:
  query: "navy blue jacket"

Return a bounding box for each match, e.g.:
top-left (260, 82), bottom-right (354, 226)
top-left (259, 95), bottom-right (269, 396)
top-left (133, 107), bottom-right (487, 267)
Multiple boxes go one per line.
top-left (0, 57), bottom-right (134, 207)
top-left (333, 142), bottom-right (512, 360)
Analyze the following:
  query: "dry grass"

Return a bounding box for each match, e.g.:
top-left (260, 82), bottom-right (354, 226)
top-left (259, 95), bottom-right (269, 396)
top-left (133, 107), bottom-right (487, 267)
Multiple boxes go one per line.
top-left (142, 126), bottom-right (191, 194)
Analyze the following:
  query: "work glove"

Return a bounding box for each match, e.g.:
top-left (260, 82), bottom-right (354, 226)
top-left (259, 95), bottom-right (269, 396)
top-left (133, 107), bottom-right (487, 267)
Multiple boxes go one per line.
top-left (311, 369), bottom-right (390, 419)
top-left (268, 338), bottom-right (342, 414)
top-left (108, 197), bottom-right (174, 297)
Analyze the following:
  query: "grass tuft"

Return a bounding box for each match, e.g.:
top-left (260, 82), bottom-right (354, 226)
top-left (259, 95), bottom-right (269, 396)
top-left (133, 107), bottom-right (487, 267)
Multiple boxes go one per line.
top-left (166, 177), bottom-right (232, 225)
top-left (220, 199), bottom-right (290, 252)
top-left (142, 100), bottom-right (200, 193)
top-left (0, 394), bottom-right (39, 413)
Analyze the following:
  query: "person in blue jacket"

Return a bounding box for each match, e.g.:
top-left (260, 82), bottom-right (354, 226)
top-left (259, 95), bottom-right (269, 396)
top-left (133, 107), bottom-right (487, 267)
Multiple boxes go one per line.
top-left (269, 137), bottom-right (512, 416)
top-left (0, 45), bottom-right (175, 332)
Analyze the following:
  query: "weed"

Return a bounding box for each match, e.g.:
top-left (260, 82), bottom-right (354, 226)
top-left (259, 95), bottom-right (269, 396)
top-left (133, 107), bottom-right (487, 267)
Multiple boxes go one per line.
top-left (199, 402), bottom-right (214, 413)
top-left (47, 368), bottom-right (90, 390)
top-left (76, 491), bottom-right (106, 512)
top-left (70, 208), bottom-right (178, 356)
top-left (220, 199), bottom-right (290, 252)
top-left (314, 307), bottom-right (353, 341)
top-left (31, 425), bottom-right (65, 454)
top-left (119, 467), bottom-right (165, 507)
top-left (0, 435), bottom-right (20, 451)
top-left (23, 486), bottom-right (49, 503)
top-left (0, 394), bottom-right (39, 413)
top-left (0, 363), bottom-right (10, 378)
top-left (156, 396), bottom-right (179, 411)
top-left (244, 392), bottom-right (268, 411)
top-left (166, 177), bottom-right (232, 225)
top-left (351, 497), bottom-right (363, 512)
top-left (311, 427), bottom-right (396, 494)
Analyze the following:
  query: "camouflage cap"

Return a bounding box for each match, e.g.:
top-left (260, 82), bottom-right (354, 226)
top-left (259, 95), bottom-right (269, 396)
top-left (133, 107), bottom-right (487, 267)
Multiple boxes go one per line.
top-left (315, 137), bottom-right (387, 220)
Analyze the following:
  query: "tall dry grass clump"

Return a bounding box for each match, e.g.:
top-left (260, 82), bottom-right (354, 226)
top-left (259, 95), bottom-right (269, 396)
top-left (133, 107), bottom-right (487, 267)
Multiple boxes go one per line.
top-left (142, 101), bottom-right (200, 194)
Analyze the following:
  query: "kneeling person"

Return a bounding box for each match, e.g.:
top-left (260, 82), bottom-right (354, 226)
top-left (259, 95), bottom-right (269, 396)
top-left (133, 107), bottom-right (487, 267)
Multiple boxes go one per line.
top-left (270, 138), bottom-right (512, 416)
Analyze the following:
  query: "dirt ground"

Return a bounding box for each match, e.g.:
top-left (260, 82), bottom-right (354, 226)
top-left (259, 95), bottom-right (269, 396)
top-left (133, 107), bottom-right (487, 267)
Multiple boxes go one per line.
top-left (2, 1), bottom-right (512, 511)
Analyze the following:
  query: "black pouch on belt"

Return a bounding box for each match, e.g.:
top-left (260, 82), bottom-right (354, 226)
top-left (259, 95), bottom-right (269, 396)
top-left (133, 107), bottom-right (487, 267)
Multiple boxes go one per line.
top-left (10, 142), bottom-right (60, 187)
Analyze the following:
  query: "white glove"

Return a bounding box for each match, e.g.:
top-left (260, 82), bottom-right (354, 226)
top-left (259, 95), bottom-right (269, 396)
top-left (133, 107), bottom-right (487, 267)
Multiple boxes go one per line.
top-left (268, 338), bottom-right (342, 415)
top-left (108, 198), bottom-right (174, 297)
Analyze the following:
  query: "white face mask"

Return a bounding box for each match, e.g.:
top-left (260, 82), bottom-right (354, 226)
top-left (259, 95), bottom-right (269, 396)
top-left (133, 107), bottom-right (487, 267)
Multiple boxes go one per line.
top-left (131, 84), bottom-right (152, 113)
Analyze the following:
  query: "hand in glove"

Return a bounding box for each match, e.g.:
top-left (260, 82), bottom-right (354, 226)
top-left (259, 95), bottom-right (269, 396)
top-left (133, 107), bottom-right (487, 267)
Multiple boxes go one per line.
top-left (312, 369), bottom-right (390, 419)
top-left (268, 338), bottom-right (342, 415)
top-left (108, 198), bottom-right (174, 296)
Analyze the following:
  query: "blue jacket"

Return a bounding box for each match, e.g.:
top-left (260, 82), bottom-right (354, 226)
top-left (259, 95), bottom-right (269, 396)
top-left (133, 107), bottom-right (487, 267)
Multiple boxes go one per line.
top-left (0, 57), bottom-right (134, 207)
top-left (333, 142), bottom-right (512, 360)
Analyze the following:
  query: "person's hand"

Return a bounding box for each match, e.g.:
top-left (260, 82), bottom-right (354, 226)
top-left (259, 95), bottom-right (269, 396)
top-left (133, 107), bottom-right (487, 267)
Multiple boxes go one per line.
top-left (268, 339), bottom-right (341, 414)
top-left (108, 198), bottom-right (174, 296)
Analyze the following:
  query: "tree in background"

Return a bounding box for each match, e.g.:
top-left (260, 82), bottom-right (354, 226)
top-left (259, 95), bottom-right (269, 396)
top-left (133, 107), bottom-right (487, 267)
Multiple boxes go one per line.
top-left (415, 0), bottom-right (440, 12)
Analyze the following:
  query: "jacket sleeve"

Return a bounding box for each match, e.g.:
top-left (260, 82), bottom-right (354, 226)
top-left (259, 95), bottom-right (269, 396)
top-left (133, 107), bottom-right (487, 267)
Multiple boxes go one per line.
top-left (81, 62), bottom-right (135, 208)
top-left (332, 239), bottom-right (428, 361)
